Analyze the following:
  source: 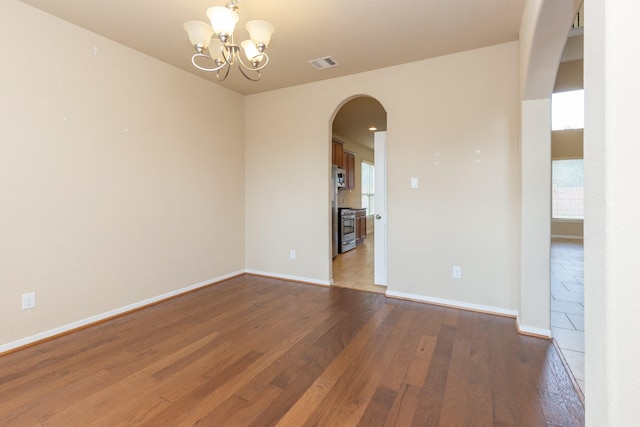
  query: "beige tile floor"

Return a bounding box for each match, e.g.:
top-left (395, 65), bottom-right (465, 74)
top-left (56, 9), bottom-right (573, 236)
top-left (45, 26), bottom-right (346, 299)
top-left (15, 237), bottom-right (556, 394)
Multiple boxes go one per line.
top-left (550, 239), bottom-right (585, 395)
top-left (332, 232), bottom-right (386, 294)
top-left (333, 234), bottom-right (585, 396)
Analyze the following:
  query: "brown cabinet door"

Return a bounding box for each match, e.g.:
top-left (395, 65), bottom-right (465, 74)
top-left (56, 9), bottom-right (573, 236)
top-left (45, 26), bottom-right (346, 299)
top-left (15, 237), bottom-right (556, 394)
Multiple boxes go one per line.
top-left (355, 210), bottom-right (367, 243)
top-left (332, 140), bottom-right (344, 168)
top-left (343, 151), bottom-right (356, 189)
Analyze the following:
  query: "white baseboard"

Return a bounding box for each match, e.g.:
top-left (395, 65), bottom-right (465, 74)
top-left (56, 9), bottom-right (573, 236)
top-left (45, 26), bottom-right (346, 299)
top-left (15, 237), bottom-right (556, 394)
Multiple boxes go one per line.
top-left (386, 291), bottom-right (552, 338)
top-left (385, 290), bottom-right (518, 318)
top-left (245, 270), bottom-right (331, 287)
top-left (551, 234), bottom-right (584, 240)
top-left (0, 270), bottom-right (244, 354)
top-left (517, 316), bottom-right (552, 338)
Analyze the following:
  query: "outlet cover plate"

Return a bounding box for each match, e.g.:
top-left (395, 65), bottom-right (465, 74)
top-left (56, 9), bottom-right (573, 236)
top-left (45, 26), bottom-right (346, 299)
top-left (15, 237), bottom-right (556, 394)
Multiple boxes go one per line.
top-left (22, 292), bottom-right (36, 310)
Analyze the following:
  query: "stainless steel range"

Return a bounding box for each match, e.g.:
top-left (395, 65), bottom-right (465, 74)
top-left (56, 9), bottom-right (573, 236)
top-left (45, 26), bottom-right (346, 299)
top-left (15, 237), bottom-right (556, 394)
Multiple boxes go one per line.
top-left (339, 208), bottom-right (356, 253)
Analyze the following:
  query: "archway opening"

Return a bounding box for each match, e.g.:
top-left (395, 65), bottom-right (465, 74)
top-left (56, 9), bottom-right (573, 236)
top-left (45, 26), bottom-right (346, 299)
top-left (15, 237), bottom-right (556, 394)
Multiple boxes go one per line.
top-left (329, 96), bottom-right (386, 293)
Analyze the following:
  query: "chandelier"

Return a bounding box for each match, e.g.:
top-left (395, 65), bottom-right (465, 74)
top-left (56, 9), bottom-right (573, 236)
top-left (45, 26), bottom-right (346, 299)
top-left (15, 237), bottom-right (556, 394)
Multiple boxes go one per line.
top-left (184, 1), bottom-right (275, 81)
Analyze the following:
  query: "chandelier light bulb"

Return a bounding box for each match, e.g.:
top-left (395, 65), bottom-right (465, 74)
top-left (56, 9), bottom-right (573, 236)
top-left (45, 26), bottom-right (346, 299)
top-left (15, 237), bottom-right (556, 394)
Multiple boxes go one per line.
top-left (241, 40), bottom-right (261, 61)
top-left (206, 6), bottom-right (239, 39)
top-left (184, 21), bottom-right (214, 52)
top-left (246, 20), bottom-right (275, 48)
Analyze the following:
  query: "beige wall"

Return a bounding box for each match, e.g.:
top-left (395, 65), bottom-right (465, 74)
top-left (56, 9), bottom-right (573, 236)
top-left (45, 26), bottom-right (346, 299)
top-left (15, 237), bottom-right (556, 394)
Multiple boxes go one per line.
top-left (0, 1), bottom-right (245, 348)
top-left (551, 220), bottom-right (583, 238)
top-left (245, 42), bottom-right (520, 311)
top-left (554, 59), bottom-right (583, 92)
top-left (552, 129), bottom-right (583, 158)
top-left (333, 136), bottom-right (374, 209)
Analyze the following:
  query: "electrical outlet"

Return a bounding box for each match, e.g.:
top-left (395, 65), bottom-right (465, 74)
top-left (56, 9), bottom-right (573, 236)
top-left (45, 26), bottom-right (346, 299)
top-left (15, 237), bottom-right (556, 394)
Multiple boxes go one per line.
top-left (22, 292), bottom-right (36, 310)
top-left (290, 249), bottom-right (296, 260)
top-left (452, 266), bottom-right (462, 279)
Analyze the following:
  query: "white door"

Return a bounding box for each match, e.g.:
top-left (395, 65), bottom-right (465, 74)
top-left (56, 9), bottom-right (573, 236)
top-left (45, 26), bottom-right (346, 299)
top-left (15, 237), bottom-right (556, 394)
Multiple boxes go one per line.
top-left (374, 131), bottom-right (388, 286)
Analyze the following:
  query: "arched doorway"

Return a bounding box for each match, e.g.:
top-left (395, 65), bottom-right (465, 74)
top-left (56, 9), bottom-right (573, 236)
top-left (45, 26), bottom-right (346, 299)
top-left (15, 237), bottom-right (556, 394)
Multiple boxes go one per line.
top-left (330, 96), bottom-right (387, 293)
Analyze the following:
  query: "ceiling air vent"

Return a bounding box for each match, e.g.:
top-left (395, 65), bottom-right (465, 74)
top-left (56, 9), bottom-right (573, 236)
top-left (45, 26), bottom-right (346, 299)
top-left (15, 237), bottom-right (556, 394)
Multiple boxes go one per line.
top-left (308, 56), bottom-right (339, 70)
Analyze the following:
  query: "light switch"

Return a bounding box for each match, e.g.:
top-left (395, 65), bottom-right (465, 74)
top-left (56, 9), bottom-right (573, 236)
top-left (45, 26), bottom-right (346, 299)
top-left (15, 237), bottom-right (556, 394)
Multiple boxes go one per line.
top-left (452, 266), bottom-right (462, 279)
top-left (410, 177), bottom-right (419, 189)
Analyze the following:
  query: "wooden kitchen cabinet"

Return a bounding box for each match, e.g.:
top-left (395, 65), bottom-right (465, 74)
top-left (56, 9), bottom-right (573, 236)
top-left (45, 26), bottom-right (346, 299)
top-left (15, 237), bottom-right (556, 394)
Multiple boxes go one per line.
top-left (355, 208), bottom-right (367, 244)
top-left (332, 139), bottom-right (355, 190)
top-left (343, 151), bottom-right (356, 189)
top-left (332, 139), bottom-right (344, 168)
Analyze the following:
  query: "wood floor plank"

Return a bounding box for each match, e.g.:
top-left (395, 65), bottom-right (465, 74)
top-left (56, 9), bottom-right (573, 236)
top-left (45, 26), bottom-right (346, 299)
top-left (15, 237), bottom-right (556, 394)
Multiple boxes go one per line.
top-left (404, 334), bottom-right (437, 387)
top-left (438, 332), bottom-right (473, 426)
top-left (466, 313), bottom-right (495, 426)
top-left (357, 386), bottom-right (398, 427)
top-left (142, 289), bottom-right (335, 425)
top-left (274, 302), bottom-right (396, 426)
top-left (378, 307), bottom-right (429, 391)
top-left (164, 296), bottom-right (337, 425)
top-left (301, 305), bottom-right (414, 426)
top-left (232, 305), bottom-right (346, 403)
top-left (0, 274), bottom-right (584, 426)
top-left (248, 291), bottom-right (390, 427)
top-left (410, 323), bottom-right (457, 426)
top-left (536, 344), bottom-right (585, 427)
top-left (218, 384), bottom-right (284, 427)
top-left (383, 383), bottom-right (423, 427)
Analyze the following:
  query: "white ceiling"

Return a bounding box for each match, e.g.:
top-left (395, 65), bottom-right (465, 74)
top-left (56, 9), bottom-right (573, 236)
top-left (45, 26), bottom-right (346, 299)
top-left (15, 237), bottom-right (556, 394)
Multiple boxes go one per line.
top-left (18, 0), bottom-right (527, 147)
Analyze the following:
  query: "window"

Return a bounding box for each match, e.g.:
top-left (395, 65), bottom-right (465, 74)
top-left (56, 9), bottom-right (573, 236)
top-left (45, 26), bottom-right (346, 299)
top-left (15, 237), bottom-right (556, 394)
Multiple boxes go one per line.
top-left (552, 159), bottom-right (584, 220)
top-left (361, 161), bottom-right (375, 216)
top-left (552, 89), bottom-right (584, 131)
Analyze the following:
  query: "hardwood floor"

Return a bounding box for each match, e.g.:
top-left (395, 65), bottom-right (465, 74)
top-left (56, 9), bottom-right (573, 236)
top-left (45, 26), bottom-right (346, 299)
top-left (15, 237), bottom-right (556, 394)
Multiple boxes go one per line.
top-left (0, 275), bottom-right (584, 426)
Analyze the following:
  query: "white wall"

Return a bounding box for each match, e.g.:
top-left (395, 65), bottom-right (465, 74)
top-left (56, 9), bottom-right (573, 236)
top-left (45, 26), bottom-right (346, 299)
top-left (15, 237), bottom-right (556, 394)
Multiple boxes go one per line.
top-left (245, 42), bottom-right (520, 312)
top-left (519, 99), bottom-right (552, 331)
top-left (585, 0), bottom-right (640, 424)
top-left (0, 1), bottom-right (245, 349)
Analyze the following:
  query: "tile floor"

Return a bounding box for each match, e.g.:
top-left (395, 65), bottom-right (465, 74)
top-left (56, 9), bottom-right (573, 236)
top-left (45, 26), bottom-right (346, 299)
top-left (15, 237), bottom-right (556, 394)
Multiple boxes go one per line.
top-left (550, 239), bottom-right (585, 395)
top-left (332, 234), bottom-right (585, 395)
top-left (332, 232), bottom-right (386, 294)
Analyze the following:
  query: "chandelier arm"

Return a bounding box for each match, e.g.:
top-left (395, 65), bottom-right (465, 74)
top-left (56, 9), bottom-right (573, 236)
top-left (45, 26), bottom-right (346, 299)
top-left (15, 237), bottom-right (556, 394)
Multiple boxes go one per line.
top-left (216, 63), bottom-right (231, 81)
top-left (191, 53), bottom-right (226, 72)
top-left (237, 53), bottom-right (270, 72)
top-left (237, 64), bottom-right (261, 82)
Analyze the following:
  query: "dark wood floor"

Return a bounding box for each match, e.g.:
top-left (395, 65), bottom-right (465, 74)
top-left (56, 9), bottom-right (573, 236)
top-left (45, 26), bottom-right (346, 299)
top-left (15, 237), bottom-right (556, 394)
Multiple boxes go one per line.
top-left (0, 275), bottom-right (584, 426)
